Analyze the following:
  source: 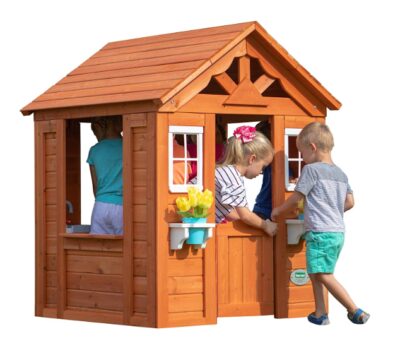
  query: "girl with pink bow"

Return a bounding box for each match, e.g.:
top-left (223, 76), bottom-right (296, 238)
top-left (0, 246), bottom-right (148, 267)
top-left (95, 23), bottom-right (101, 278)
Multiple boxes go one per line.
top-left (215, 125), bottom-right (277, 236)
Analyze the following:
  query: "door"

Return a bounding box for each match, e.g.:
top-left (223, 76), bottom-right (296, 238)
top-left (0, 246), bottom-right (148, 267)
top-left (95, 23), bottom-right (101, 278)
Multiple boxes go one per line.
top-left (217, 221), bottom-right (274, 316)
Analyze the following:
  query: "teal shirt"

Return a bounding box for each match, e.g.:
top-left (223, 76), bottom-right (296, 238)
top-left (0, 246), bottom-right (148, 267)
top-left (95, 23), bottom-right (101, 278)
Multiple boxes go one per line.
top-left (87, 138), bottom-right (123, 205)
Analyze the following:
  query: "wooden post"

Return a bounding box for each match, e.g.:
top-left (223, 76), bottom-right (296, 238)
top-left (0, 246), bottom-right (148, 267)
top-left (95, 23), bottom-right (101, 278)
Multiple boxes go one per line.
top-left (272, 115), bottom-right (289, 318)
top-left (56, 119), bottom-right (67, 318)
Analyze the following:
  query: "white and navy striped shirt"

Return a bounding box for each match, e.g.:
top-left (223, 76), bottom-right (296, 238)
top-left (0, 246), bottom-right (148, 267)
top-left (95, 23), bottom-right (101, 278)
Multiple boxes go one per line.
top-left (215, 165), bottom-right (248, 223)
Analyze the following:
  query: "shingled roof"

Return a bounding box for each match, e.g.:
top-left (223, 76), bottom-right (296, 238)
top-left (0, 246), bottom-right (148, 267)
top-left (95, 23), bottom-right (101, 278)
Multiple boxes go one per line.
top-left (21, 22), bottom-right (340, 115)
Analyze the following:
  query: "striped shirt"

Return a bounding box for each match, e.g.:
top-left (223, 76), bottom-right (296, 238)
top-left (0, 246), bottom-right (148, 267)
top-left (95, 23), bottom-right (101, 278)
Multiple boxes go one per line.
top-left (295, 162), bottom-right (352, 233)
top-left (215, 165), bottom-right (248, 223)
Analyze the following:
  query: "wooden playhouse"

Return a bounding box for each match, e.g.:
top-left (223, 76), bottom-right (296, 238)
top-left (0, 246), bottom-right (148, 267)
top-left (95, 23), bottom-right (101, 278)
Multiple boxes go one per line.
top-left (21, 22), bottom-right (341, 328)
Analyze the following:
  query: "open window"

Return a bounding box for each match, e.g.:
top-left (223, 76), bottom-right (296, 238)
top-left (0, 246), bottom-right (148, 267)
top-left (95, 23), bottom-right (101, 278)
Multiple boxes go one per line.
top-left (66, 116), bottom-right (123, 233)
top-left (285, 128), bottom-right (304, 191)
top-left (168, 126), bottom-right (203, 193)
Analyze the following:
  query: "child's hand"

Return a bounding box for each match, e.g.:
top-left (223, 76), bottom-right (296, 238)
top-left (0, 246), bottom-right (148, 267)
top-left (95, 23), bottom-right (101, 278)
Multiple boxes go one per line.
top-left (263, 219), bottom-right (278, 237)
top-left (271, 207), bottom-right (280, 222)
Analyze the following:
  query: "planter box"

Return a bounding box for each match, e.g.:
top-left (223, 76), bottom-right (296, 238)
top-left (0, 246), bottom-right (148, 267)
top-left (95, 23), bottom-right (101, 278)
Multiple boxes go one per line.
top-left (168, 223), bottom-right (216, 250)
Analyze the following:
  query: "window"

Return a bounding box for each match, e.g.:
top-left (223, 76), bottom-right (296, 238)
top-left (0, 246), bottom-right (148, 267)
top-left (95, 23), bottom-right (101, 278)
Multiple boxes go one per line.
top-left (168, 126), bottom-right (203, 193)
top-left (285, 128), bottom-right (304, 191)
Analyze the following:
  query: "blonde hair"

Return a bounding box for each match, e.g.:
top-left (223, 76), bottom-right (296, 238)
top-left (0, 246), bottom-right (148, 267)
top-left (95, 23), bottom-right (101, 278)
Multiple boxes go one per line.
top-left (219, 131), bottom-right (274, 166)
top-left (297, 122), bottom-right (334, 152)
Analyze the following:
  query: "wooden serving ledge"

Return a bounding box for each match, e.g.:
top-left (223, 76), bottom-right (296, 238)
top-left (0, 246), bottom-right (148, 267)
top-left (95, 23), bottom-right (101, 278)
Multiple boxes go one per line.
top-left (60, 233), bottom-right (123, 240)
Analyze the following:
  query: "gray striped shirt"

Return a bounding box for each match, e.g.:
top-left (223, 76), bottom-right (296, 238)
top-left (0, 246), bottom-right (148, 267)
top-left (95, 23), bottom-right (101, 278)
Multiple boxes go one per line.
top-left (295, 162), bottom-right (352, 233)
top-left (215, 165), bottom-right (248, 223)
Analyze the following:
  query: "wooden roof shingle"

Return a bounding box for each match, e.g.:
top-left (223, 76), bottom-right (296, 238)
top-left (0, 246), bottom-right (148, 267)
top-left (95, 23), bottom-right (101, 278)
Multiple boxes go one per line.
top-left (21, 22), bottom-right (340, 115)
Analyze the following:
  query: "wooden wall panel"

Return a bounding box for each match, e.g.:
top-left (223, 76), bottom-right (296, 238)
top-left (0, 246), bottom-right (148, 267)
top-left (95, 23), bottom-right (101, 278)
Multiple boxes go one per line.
top-left (156, 112), bottom-right (217, 327)
top-left (35, 121), bottom-right (59, 313)
top-left (124, 113), bottom-right (156, 327)
top-left (65, 247), bottom-right (124, 313)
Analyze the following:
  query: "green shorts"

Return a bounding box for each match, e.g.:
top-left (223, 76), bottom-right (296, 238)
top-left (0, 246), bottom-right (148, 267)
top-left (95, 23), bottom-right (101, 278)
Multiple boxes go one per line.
top-left (304, 231), bottom-right (344, 274)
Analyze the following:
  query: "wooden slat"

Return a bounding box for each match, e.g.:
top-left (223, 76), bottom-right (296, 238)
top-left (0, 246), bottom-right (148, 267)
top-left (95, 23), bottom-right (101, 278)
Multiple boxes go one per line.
top-left (67, 289), bottom-right (123, 311)
top-left (168, 276), bottom-right (203, 295)
top-left (67, 273), bottom-right (123, 293)
top-left (201, 111), bottom-right (217, 325)
top-left (168, 259), bottom-right (203, 277)
top-left (96, 32), bottom-right (239, 58)
top-left (35, 121), bottom-right (46, 315)
top-left (64, 309), bottom-right (123, 325)
top-left (133, 277), bottom-right (148, 295)
top-left (168, 294), bottom-right (203, 313)
top-left (63, 237), bottom-right (123, 252)
top-left (243, 237), bottom-right (261, 303)
top-left (155, 112), bottom-right (169, 327)
top-left (254, 74), bottom-right (275, 93)
top-left (37, 79), bottom-right (180, 102)
top-left (28, 89), bottom-right (169, 112)
top-left (66, 254), bottom-right (123, 275)
top-left (239, 56), bottom-right (250, 81)
top-left (56, 119), bottom-right (66, 318)
top-left (228, 237), bottom-right (243, 303)
top-left (272, 115), bottom-right (288, 318)
top-left (48, 70), bottom-right (191, 94)
top-left (144, 113), bottom-right (156, 328)
top-left (70, 50), bottom-right (215, 76)
top-left (173, 94), bottom-right (308, 116)
top-left (34, 102), bottom-right (157, 121)
top-left (81, 41), bottom-right (230, 67)
top-left (213, 72), bottom-right (237, 94)
top-left (104, 22), bottom-right (253, 51)
top-left (217, 235), bottom-right (229, 306)
top-left (57, 61), bottom-right (202, 85)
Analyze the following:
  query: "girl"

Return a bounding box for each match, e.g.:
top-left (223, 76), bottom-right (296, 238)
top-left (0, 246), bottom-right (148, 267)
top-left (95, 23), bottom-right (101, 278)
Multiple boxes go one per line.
top-left (88, 116), bottom-right (123, 235)
top-left (216, 125), bottom-right (277, 236)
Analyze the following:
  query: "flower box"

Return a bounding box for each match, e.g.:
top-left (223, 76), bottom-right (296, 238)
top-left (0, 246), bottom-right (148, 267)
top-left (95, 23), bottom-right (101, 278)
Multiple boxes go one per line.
top-left (169, 222), bottom-right (216, 250)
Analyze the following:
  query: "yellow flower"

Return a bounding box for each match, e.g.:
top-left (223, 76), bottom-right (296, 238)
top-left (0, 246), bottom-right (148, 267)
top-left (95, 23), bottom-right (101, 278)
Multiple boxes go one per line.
top-left (198, 189), bottom-right (213, 209)
top-left (187, 186), bottom-right (200, 207)
top-left (176, 197), bottom-right (191, 212)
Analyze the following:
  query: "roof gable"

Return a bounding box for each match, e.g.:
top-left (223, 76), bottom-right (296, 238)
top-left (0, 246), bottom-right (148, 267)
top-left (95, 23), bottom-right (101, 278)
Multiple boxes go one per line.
top-left (21, 22), bottom-right (340, 116)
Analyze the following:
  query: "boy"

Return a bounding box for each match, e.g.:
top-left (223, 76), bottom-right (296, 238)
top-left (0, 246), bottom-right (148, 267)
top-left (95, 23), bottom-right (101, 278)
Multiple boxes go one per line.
top-left (271, 122), bottom-right (369, 325)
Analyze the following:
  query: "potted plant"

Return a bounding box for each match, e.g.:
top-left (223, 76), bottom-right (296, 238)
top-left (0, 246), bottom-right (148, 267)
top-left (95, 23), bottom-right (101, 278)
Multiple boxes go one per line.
top-left (175, 187), bottom-right (214, 244)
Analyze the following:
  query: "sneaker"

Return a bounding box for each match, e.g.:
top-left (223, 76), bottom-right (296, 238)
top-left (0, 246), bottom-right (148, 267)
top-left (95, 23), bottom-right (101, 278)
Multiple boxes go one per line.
top-left (308, 312), bottom-right (330, 325)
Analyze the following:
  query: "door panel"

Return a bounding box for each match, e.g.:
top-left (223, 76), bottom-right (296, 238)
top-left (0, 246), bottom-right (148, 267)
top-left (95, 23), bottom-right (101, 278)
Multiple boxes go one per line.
top-left (217, 222), bottom-right (274, 316)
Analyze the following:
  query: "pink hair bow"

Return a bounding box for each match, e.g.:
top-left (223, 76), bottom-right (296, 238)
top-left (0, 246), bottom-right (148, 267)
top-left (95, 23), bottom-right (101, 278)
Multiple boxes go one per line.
top-left (233, 126), bottom-right (256, 143)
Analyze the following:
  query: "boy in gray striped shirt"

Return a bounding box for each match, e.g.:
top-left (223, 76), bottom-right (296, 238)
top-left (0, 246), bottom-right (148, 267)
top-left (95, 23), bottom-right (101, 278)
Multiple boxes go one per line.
top-left (271, 122), bottom-right (369, 325)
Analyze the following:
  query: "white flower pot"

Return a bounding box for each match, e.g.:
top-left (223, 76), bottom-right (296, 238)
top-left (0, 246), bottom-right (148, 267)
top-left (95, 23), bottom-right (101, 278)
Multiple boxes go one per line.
top-left (286, 219), bottom-right (305, 245)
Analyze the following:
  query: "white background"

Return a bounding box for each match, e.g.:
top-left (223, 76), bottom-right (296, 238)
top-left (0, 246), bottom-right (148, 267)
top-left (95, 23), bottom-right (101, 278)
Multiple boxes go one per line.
top-left (1, 0), bottom-right (399, 342)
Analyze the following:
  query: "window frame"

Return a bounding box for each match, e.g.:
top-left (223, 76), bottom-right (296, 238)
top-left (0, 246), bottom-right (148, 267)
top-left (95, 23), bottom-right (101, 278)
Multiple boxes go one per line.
top-left (284, 128), bottom-right (303, 191)
top-left (168, 125), bottom-right (203, 193)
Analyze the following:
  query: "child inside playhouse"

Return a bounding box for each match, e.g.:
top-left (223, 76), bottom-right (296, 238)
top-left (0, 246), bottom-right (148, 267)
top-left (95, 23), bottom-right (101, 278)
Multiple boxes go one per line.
top-left (271, 122), bottom-right (370, 325)
top-left (87, 116), bottom-right (123, 235)
top-left (215, 125), bottom-right (277, 237)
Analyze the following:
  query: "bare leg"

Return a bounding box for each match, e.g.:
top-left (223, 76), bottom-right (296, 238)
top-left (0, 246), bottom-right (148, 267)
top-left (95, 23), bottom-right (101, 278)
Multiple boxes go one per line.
top-left (309, 274), bottom-right (327, 317)
top-left (317, 273), bottom-right (357, 314)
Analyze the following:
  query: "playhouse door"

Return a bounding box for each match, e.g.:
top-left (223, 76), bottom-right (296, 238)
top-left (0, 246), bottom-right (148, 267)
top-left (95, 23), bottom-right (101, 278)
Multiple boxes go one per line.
top-left (217, 222), bottom-right (274, 316)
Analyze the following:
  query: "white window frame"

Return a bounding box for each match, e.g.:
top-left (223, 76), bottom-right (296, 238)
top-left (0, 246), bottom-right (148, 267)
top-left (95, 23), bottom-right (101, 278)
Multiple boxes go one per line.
top-left (168, 126), bottom-right (203, 193)
top-left (285, 128), bottom-right (303, 191)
